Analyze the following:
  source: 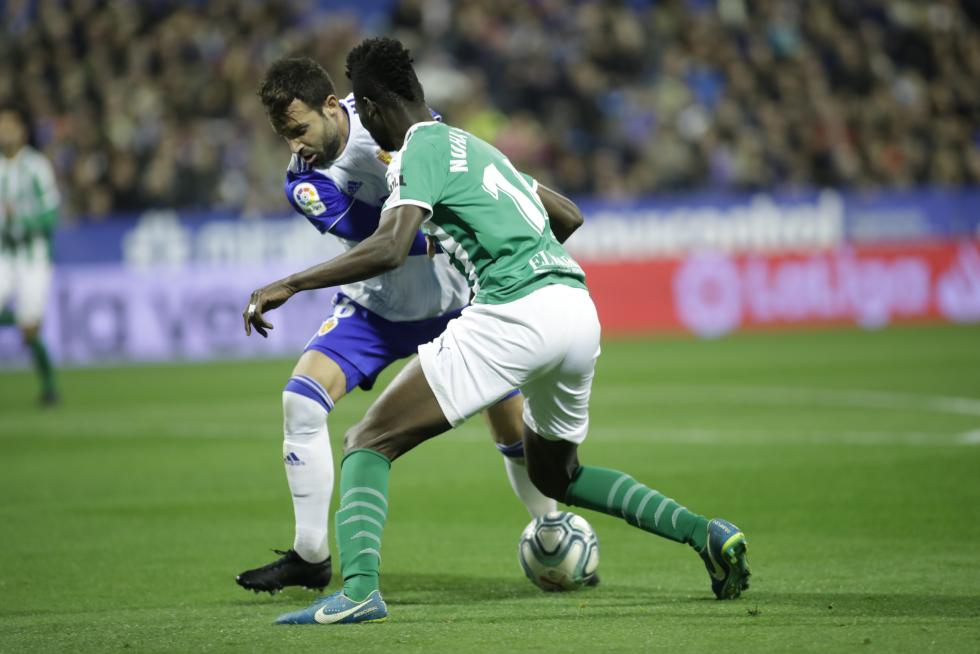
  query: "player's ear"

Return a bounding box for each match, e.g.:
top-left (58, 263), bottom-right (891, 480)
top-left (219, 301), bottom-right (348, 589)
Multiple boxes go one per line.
top-left (360, 96), bottom-right (379, 119)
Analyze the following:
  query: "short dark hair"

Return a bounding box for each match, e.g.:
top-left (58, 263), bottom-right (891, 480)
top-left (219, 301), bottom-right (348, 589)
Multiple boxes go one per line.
top-left (0, 101), bottom-right (34, 145)
top-left (258, 57), bottom-right (336, 130)
top-left (346, 37), bottom-right (424, 105)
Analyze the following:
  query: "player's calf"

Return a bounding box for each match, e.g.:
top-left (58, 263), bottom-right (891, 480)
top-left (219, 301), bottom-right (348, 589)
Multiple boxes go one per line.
top-left (523, 427), bottom-right (581, 501)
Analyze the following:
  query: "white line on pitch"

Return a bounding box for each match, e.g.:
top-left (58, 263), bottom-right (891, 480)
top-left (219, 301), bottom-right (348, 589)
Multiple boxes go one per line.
top-left (956, 430), bottom-right (980, 445)
top-left (591, 385), bottom-right (980, 417)
top-left (449, 425), bottom-right (956, 446)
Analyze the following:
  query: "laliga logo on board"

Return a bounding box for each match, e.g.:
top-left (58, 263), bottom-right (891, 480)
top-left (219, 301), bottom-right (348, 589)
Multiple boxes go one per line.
top-left (937, 244), bottom-right (980, 322)
top-left (672, 247), bottom-right (943, 337)
top-left (673, 243), bottom-right (980, 336)
top-left (673, 253), bottom-right (742, 337)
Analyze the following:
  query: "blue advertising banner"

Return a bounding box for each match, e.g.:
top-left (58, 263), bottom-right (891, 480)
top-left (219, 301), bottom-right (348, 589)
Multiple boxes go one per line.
top-left (53, 188), bottom-right (980, 266)
top-left (1, 188), bottom-right (977, 367)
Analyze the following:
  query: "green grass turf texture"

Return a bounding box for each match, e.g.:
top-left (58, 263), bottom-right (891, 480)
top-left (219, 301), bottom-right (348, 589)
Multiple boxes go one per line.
top-left (1, 324), bottom-right (979, 653)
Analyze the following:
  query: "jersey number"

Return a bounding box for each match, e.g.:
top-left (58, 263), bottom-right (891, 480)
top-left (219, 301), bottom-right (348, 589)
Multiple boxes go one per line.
top-left (481, 163), bottom-right (545, 235)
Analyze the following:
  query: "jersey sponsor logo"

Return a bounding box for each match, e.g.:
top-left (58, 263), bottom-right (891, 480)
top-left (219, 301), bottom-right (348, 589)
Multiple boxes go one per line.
top-left (528, 249), bottom-right (582, 275)
top-left (293, 182), bottom-right (327, 217)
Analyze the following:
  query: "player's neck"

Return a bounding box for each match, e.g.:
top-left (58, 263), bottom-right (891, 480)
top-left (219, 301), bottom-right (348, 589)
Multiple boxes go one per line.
top-left (332, 106), bottom-right (350, 161)
top-left (0, 144), bottom-right (22, 159)
top-left (392, 104), bottom-right (435, 149)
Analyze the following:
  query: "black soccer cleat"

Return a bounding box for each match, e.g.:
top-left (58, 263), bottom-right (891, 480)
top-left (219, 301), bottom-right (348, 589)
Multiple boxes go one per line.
top-left (236, 549), bottom-right (332, 594)
top-left (584, 571), bottom-right (601, 587)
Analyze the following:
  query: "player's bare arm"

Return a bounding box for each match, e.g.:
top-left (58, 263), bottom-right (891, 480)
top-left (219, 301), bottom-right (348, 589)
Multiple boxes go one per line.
top-left (537, 184), bottom-right (584, 244)
top-left (243, 204), bottom-right (427, 337)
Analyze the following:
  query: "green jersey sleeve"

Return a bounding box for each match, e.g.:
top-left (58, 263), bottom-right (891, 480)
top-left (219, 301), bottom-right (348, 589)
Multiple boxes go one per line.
top-left (28, 155), bottom-right (59, 233)
top-left (382, 124), bottom-right (448, 217)
top-left (521, 172), bottom-right (538, 194)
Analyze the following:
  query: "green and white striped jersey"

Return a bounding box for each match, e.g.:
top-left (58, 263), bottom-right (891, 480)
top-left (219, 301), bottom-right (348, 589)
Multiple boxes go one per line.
top-left (382, 122), bottom-right (586, 305)
top-left (0, 145), bottom-right (60, 259)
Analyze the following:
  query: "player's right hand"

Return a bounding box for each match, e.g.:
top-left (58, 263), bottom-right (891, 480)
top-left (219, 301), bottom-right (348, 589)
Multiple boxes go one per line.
top-left (243, 280), bottom-right (296, 338)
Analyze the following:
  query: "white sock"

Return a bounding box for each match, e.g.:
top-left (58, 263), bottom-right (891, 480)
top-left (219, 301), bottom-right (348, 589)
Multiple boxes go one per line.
top-left (282, 376), bottom-right (335, 563)
top-left (502, 455), bottom-right (558, 518)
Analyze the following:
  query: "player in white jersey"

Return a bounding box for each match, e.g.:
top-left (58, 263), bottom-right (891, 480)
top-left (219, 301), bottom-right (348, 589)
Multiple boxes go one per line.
top-left (235, 58), bottom-right (561, 594)
top-left (0, 104), bottom-right (59, 406)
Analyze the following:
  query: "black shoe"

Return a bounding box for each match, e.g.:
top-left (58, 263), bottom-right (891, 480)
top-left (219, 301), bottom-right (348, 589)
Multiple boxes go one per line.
top-left (40, 390), bottom-right (59, 408)
top-left (584, 572), bottom-right (600, 587)
top-left (236, 549), bottom-right (332, 594)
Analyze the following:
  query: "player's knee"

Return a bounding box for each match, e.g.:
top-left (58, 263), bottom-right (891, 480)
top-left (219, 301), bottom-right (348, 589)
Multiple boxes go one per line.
top-left (343, 419), bottom-right (406, 460)
top-left (343, 418), bottom-right (378, 453)
top-left (282, 385), bottom-right (328, 439)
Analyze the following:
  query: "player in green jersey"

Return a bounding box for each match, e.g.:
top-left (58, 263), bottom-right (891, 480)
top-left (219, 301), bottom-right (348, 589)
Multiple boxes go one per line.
top-left (0, 104), bottom-right (59, 406)
top-left (245, 38), bottom-right (750, 625)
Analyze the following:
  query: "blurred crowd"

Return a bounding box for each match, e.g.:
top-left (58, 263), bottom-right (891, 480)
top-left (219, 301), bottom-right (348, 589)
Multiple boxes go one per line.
top-left (1, 0), bottom-right (979, 220)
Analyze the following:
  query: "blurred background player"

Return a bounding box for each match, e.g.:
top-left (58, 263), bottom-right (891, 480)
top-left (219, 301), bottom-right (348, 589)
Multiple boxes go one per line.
top-left (0, 104), bottom-right (59, 407)
top-left (235, 57), bottom-right (559, 594)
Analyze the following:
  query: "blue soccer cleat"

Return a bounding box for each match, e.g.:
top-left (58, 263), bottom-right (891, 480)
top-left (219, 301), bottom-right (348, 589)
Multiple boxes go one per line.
top-left (699, 518), bottom-right (751, 600)
top-left (273, 590), bottom-right (388, 625)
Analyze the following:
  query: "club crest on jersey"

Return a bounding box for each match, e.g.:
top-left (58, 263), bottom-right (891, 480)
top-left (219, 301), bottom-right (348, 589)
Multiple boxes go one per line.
top-left (317, 317), bottom-right (338, 335)
top-left (293, 182), bottom-right (326, 216)
top-left (376, 150), bottom-right (392, 165)
top-left (347, 180), bottom-right (363, 195)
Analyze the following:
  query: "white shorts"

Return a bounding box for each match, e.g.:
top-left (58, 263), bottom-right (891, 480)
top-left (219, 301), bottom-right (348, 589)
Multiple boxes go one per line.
top-left (418, 284), bottom-right (601, 444)
top-left (0, 250), bottom-right (51, 327)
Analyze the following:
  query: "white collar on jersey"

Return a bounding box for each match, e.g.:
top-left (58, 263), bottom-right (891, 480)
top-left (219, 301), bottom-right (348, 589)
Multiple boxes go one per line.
top-left (402, 120), bottom-right (440, 147)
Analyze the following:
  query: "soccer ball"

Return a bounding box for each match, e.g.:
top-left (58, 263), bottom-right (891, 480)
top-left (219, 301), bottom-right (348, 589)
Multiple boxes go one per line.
top-left (519, 511), bottom-right (599, 591)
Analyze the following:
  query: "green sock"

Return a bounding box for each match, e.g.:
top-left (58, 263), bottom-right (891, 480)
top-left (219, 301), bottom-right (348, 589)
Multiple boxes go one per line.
top-left (27, 337), bottom-right (56, 395)
top-left (565, 466), bottom-right (709, 551)
top-left (335, 448), bottom-right (391, 602)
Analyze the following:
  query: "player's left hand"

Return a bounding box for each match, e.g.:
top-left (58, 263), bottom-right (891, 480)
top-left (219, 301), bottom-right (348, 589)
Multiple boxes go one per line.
top-left (243, 281), bottom-right (296, 338)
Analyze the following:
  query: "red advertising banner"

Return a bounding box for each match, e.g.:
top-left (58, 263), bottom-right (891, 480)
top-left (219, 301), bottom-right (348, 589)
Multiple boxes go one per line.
top-left (583, 240), bottom-right (980, 336)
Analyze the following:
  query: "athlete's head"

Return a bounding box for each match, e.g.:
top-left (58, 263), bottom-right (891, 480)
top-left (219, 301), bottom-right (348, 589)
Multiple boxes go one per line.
top-left (0, 103), bottom-right (30, 157)
top-left (346, 37), bottom-right (426, 152)
top-left (259, 57), bottom-right (347, 167)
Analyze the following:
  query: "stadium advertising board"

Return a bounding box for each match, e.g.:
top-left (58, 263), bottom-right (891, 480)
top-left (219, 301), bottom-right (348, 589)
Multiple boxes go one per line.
top-left (2, 189), bottom-right (977, 365)
top-left (586, 241), bottom-right (980, 337)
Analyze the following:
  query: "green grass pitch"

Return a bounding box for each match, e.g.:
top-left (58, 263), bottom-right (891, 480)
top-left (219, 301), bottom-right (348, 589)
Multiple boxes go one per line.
top-left (2, 324), bottom-right (979, 652)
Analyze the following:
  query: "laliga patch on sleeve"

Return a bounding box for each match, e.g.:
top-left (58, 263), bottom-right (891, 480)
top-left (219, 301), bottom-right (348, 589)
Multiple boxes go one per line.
top-left (293, 182), bottom-right (327, 217)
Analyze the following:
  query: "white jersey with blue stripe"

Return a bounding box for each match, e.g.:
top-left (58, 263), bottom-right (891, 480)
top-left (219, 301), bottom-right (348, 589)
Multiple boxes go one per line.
top-left (284, 94), bottom-right (469, 322)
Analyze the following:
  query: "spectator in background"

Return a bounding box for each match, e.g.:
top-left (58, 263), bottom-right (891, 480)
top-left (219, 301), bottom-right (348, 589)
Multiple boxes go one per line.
top-left (0, 0), bottom-right (978, 221)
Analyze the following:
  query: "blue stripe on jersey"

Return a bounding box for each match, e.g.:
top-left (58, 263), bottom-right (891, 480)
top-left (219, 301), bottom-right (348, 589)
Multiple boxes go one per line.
top-left (285, 171), bottom-right (428, 253)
